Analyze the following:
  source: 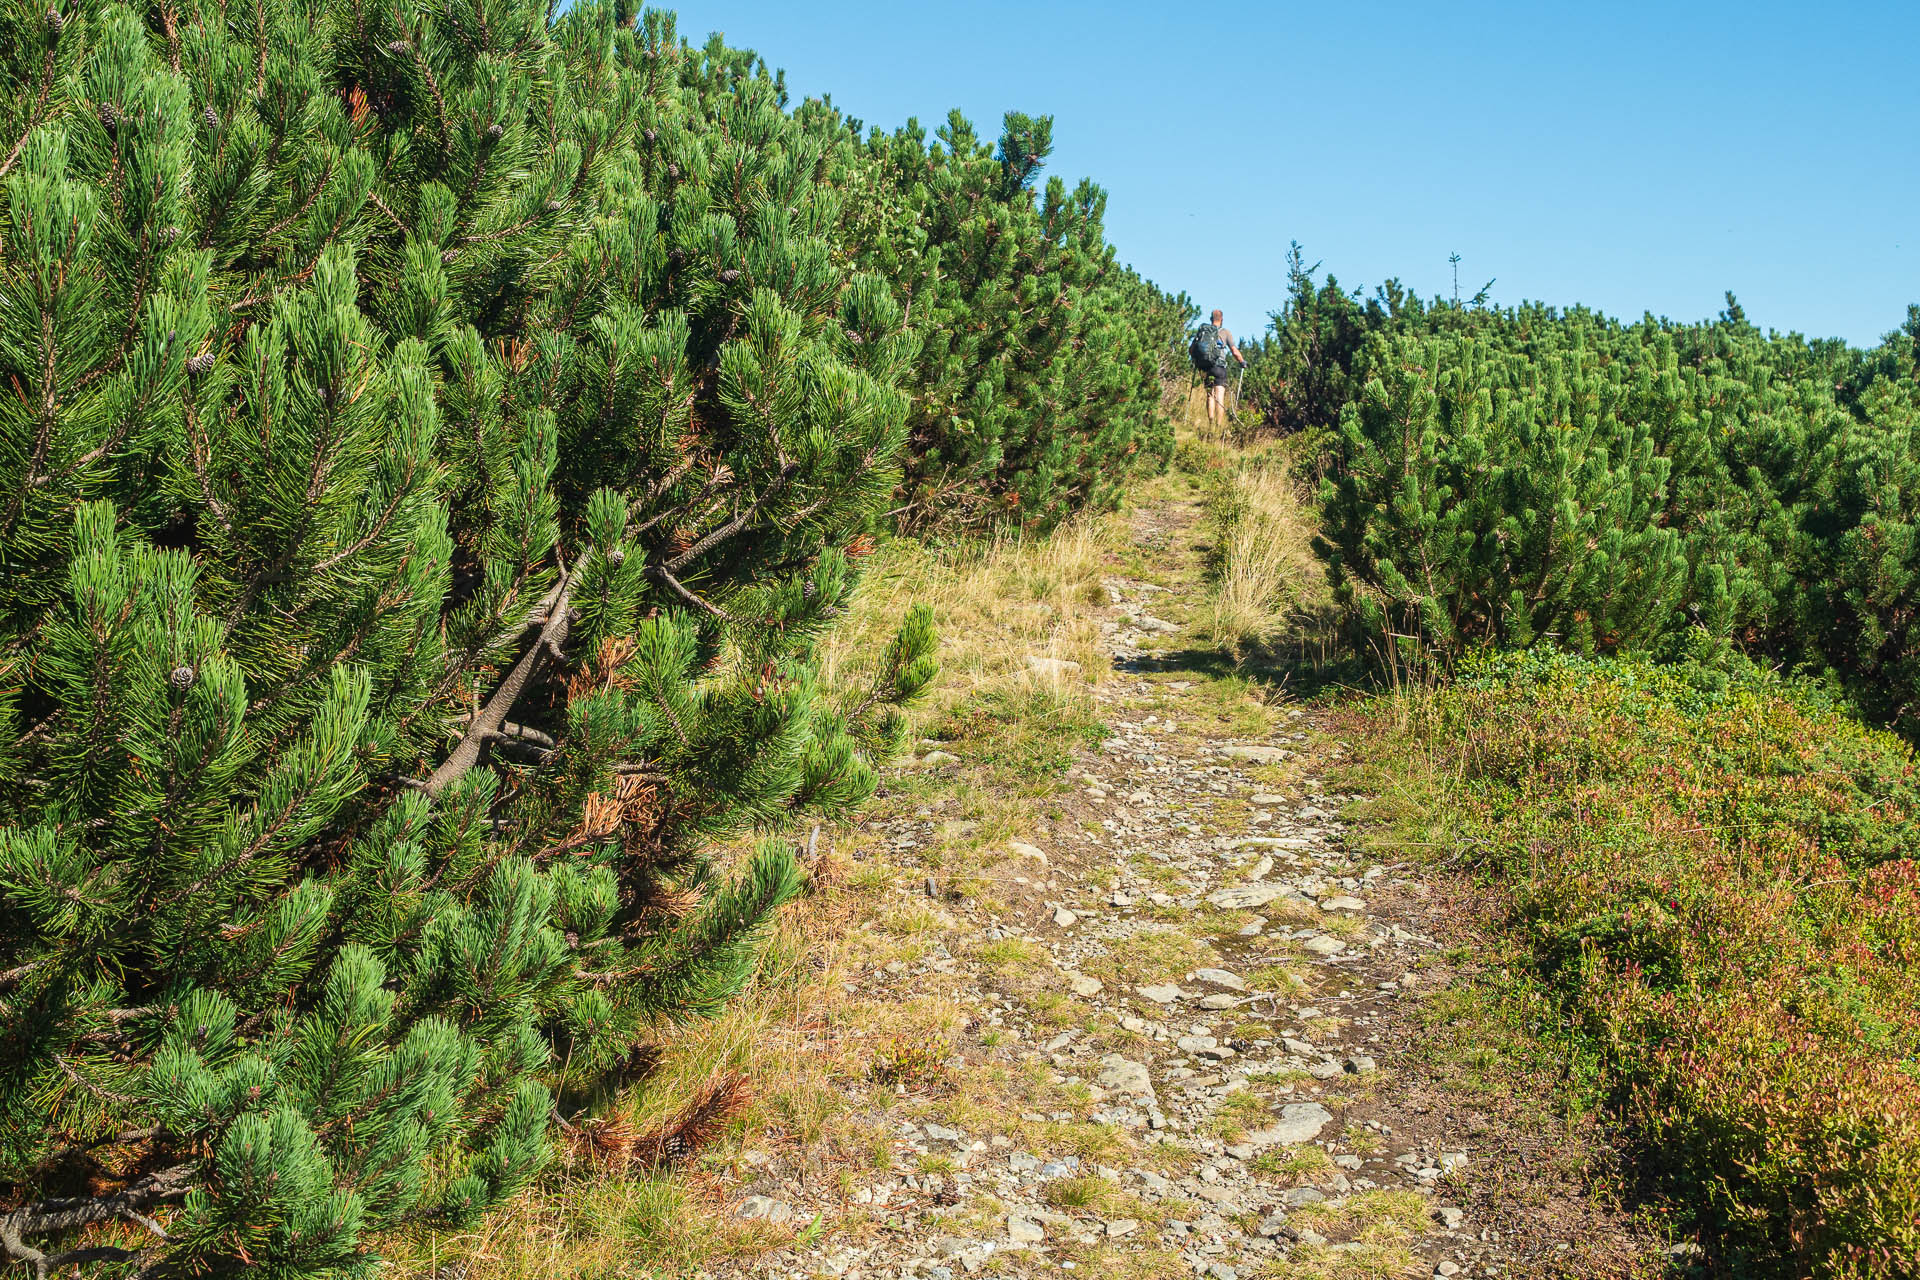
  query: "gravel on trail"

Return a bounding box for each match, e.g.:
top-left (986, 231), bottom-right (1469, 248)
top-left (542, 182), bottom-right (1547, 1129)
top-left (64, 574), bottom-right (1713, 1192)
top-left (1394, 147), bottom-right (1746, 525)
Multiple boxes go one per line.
top-left (707, 503), bottom-right (1667, 1280)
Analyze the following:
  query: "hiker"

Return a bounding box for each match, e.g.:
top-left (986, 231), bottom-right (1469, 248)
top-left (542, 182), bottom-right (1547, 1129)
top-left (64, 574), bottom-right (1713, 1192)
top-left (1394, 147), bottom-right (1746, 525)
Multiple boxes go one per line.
top-left (1188, 309), bottom-right (1245, 428)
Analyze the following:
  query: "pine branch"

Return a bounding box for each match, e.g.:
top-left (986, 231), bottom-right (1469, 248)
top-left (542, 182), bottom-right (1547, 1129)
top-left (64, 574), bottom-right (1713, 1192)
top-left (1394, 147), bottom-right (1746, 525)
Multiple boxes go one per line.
top-left (0, 1163), bottom-right (192, 1280)
top-left (665, 461), bottom-right (797, 573)
top-left (0, 34), bottom-right (55, 183)
top-left (422, 562), bottom-right (577, 798)
top-left (633, 460), bottom-right (726, 534)
top-left (489, 721), bottom-right (556, 749)
top-left (646, 562), bottom-right (735, 622)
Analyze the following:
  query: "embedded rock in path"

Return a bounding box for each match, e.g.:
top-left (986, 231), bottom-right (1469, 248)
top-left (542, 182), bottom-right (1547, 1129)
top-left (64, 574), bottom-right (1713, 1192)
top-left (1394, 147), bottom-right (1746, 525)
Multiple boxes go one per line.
top-left (733, 1195), bottom-right (795, 1223)
top-left (1026, 655), bottom-right (1082, 679)
top-left (1302, 934), bottom-right (1346, 956)
top-left (1247, 1102), bottom-right (1334, 1146)
top-left (1222, 744), bottom-right (1291, 763)
top-left (1206, 884), bottom-right (1292, 909)
top-left (1135, 983), bottom-right (1185, 1003)
top-left (1066, 972), bottom-right (1105, 998)
top-left (1135, 615), bottom-right (1180, 633)
top-left (1009, 840), bottom-right (1049, 865)
top-left (1096, 1055), bottom-right (1156, 1103)
top-left (1053, 906), bottom-right (1079, 927)
top-left (1190, 967), bottom-right (1247, 991)
top-left (1007, 1216), bottom-right (1045, 1244)
top-left (1322, 895), bottom-right (1367, 912)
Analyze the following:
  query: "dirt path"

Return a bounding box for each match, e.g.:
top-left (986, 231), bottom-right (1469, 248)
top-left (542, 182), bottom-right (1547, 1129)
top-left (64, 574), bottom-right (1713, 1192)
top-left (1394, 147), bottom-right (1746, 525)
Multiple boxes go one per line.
top-left (713, 491), bottom-right (1661, 1280)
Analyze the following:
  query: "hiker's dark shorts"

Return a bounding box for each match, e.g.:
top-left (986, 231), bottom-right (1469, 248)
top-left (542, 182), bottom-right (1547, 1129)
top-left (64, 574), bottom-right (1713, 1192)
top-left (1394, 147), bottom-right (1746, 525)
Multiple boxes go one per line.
top-left (1206, 365), bottom-right (1234, 389)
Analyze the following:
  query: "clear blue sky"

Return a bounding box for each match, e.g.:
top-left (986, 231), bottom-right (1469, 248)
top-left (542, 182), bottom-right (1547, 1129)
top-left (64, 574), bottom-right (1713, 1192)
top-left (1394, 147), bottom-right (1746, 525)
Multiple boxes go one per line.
top-left (682, 0), bottom-right (1917, 347)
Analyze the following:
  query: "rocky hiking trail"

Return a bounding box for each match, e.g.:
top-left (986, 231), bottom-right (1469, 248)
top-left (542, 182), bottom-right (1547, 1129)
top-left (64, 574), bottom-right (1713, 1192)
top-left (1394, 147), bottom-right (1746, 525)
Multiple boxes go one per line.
top-left (713, 494), bottom-right (1663, 1280)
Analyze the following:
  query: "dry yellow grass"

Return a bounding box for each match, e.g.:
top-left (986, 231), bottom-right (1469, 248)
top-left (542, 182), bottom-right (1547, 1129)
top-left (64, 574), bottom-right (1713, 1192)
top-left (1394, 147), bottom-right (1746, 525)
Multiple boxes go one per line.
top-left (1203, 460), bottom-right (1326, 657)
top-left (820, 515), bottom-right (1114, 712)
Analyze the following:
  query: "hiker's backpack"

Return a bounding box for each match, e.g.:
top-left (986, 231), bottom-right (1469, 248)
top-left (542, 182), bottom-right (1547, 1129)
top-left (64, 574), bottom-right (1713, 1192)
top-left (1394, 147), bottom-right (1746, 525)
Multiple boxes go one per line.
top-left (1188, 322), bottom-right (1222, 373)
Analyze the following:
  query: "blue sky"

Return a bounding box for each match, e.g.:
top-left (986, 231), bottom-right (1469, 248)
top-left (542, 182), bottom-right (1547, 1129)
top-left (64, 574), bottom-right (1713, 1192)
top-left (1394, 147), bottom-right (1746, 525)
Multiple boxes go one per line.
top-left (682, 0), bottom-right (1917, 347)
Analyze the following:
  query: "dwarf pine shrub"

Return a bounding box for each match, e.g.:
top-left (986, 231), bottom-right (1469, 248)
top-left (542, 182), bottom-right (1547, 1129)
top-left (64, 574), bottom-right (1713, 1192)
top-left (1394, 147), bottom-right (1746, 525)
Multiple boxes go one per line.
top-left (1276, 269), bottom-right (1920, 727)
top-left (0, 3), bottom-right (971, 1273)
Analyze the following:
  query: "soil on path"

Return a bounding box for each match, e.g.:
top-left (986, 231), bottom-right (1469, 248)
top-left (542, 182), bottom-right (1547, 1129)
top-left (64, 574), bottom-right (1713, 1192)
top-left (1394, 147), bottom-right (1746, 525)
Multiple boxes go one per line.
top-left (713, 492), bottom-right (1669, 1280)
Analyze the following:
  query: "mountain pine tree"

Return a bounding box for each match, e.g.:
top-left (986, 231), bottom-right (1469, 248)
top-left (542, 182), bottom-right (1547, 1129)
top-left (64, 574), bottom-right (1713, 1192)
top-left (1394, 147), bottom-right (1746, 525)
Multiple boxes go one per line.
top-left (1316, 334), bottom-right (1688, 669)
top-left (0, 3), bottom-right (935, 1274)
top-left (852, 110), bottom-right (1183, 530)
top-left (1269, 251), bottom-right (1920, 719)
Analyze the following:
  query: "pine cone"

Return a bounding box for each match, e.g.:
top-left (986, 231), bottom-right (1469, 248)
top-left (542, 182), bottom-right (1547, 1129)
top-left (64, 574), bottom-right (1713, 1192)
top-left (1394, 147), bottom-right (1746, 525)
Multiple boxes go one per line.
top-left (97, 102), bottom-right (119, 131)
top-left (486, 122), bottom-right (503, 139)
top-left (45, 8), bottom-right (63, 34)
top-left (643, 127), bottom-right (657, 144)
top-left (185, 352), bottom-right (215, 376)
top-left (802, 580), bottom-right (816, 599)
top-left (203, 106), bottom-right (218, 129)
top-left (718, 268), bottom-right (741, 284)
top-left (170, 665), bottom-right (196, 690)
top-left (606, 547), bottom-right (626, 567)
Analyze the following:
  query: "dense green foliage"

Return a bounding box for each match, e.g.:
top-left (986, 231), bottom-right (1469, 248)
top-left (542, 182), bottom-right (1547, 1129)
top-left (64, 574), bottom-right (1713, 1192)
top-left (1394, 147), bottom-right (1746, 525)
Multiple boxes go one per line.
top-left (853, 111), bottom-right (1191, 529)
top-left (1247, 251), bottom-right (1920, 730)
top-left (1353, 652), bottom-right (1920, 1276)
top-left (0, 0), bottom-right (1183, 1271)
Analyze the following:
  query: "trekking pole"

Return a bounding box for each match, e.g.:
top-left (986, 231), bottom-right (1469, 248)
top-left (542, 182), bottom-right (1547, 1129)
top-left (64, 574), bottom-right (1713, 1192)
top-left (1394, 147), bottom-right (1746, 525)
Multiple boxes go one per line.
top-left (1234, 364), bottom-right (1244, 414)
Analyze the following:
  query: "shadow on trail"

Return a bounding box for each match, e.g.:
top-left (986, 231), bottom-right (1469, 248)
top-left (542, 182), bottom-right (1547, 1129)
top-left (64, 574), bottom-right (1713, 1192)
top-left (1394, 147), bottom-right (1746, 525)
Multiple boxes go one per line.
top-left (1117, 645), bottom-right (1380, 705)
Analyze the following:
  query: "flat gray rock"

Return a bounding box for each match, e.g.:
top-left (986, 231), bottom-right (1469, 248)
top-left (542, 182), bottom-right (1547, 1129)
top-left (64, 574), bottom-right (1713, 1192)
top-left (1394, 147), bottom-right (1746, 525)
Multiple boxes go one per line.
top-left (1190, 967), bottom-right (1247, 991)
top-left (1096, 1055), bottom-right (1155, 1101)
top-left (1225, 835), bottom-right (1310, 850)
top-left (733, 1195), bottom-right (794, 1223)
top-left (1206, 884), bottom-right (1290, 909)
top-left (1247, 1102), bottom-right (1334, 1146)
